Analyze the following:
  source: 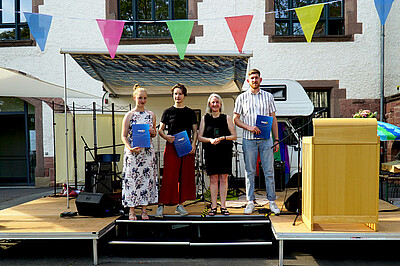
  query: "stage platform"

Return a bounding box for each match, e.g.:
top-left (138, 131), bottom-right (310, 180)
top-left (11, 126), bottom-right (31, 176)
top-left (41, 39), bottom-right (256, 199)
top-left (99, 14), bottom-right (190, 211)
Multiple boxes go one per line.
top-left (0, 196), bottom-right (118, 265)
top-left (0, 191), bottom-right (400, 265)
top-left (271, 199), bottom-right (400, 266)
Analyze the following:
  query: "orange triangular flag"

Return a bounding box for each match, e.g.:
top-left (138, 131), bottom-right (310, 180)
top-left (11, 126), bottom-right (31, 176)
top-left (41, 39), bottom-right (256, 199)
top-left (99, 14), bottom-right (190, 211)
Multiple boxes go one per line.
top-left (225, 15), bottom-right (253, 53)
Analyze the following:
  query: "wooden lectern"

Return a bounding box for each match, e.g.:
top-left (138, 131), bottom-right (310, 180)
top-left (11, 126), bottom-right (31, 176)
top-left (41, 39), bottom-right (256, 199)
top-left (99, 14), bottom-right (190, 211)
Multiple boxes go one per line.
top-left (302, 118), bottom-right (379, 231)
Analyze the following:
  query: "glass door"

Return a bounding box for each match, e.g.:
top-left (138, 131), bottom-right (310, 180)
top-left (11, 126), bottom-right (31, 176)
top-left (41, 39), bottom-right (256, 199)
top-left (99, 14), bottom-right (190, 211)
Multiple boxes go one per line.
top-left (0, 97), bottom-right (34, 185)
top-left (0, 114), bottom-right (28, 185)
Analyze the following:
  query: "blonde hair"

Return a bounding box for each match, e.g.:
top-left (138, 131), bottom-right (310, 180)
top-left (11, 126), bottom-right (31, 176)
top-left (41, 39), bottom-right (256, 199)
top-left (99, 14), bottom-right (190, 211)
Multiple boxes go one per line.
top-left (132, 84), bottom-right (147, 98)
top-left (248, 68), bottom-right (261, 77)
top-left (206, 93), bottom-right (224, 113)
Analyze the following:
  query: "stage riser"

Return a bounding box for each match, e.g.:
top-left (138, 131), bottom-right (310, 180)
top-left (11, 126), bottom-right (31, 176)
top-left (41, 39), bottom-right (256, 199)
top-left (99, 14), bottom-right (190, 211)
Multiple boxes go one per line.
top-left (109, 217), bottom-right (273, 247)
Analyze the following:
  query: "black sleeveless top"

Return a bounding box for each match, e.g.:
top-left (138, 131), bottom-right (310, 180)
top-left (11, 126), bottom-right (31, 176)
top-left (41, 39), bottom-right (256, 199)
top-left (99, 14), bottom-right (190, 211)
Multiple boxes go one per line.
top-left (202, 113), bottom-right (233, 175)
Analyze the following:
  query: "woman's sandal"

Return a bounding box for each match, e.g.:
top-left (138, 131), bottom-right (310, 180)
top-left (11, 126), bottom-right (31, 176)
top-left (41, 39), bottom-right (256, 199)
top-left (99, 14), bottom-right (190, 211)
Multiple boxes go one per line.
top-left (141, 212), bottom-right (149, 220)
top-left (129, 212), bottom-right (137, 220)
top-left (208, 207), bottom-right (217, 216)
top-left (220, 207), bottom-right (230, 216)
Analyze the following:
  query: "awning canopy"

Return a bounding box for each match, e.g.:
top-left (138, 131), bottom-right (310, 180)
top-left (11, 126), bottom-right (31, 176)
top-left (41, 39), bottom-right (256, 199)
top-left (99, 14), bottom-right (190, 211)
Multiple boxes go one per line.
top-left (0, 67), bottom-right (101, 98)
top-left (60, 49), bottom-right (252, 96)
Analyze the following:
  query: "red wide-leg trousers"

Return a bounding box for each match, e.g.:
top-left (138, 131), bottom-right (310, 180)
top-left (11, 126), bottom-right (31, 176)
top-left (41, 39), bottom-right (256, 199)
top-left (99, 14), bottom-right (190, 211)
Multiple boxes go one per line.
top-left (158, 142), bottom-right (196, 205)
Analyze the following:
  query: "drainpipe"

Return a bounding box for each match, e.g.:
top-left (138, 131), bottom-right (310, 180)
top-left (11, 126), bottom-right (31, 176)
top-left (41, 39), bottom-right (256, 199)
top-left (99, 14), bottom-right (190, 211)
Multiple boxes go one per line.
top-left (380, 24), bottom-right (385, 122)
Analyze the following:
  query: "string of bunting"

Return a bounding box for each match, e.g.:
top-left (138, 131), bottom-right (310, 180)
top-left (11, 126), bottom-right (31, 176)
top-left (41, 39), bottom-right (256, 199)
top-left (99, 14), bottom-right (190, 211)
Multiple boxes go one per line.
top-left (0, 0), bottom-right (395, 59)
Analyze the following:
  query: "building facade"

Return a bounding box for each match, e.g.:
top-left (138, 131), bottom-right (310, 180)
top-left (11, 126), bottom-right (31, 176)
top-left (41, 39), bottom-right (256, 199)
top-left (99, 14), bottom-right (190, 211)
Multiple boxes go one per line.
top-left (0, 0), bottom-right (399, 186)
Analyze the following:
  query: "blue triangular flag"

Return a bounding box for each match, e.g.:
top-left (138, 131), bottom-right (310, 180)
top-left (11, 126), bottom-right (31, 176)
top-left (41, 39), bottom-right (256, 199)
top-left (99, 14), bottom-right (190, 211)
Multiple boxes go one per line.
top-left (23, 12), bottom-right (52, 51)
top-left (374, 0), bottom-right (395, 25)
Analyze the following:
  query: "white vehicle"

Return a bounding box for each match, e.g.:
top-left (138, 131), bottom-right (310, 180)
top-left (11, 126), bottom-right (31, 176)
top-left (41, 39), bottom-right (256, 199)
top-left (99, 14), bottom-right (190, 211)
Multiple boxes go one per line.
top-left (239, 79), bottom-right (314, 187)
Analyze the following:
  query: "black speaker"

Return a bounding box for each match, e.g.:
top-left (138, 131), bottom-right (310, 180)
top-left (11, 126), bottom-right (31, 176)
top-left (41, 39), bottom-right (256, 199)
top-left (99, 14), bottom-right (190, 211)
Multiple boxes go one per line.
top-left (75, 192), bottom-right (117, 217)
top-left (85, 161), bottom-right (112, 173)
top-left (257, 161), bottom-right (285, 191)
top-left (274, 161), bottom-right (285, 192)
top-left (95, 174), bottom-right (113, 194)
top-left (284, 191), bottom-right (301, 213)
top-left (85, 162), bottom-right (113, 193)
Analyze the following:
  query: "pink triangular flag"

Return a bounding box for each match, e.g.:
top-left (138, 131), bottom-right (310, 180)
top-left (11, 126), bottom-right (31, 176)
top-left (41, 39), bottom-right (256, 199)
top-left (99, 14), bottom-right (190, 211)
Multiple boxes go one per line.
top-left (96, 19), bottom-right (125, 59)
top-left (225, 15), bottom-right (253, 53)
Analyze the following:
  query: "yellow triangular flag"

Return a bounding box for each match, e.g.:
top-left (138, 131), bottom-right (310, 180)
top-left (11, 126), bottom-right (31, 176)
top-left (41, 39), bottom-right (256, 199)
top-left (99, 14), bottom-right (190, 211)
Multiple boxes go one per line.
top-left (295, 4), bottom-right (324, 43)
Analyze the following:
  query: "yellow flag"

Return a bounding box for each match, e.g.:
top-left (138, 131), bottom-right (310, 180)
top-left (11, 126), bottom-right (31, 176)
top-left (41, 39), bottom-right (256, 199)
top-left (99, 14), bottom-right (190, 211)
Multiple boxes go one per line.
top-left (295, 4), bottom-right (324, 43)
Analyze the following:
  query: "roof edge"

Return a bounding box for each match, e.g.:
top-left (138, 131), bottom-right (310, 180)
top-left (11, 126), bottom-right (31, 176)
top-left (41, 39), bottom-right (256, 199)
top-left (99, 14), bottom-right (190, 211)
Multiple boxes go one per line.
top-left (60, 48), bottom-right (253, 57)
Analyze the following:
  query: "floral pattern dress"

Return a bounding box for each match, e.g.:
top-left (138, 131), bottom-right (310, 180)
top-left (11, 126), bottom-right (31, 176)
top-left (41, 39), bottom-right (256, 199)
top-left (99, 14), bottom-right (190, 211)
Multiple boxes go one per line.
top-left (122, 110), bottom-right (158, 207)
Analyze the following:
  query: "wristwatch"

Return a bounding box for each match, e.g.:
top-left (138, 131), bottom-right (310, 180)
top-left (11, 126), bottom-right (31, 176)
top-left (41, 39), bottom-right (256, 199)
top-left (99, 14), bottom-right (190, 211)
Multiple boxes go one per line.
top-left (274, 139), bottom-right (279, 142)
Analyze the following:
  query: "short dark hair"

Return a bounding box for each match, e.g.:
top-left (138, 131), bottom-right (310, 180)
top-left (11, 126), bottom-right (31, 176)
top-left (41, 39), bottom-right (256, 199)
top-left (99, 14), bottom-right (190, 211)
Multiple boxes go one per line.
top-left (248, 68), bottom-right (261, 77)
top-left (171, 83), bottom-right (188, 96)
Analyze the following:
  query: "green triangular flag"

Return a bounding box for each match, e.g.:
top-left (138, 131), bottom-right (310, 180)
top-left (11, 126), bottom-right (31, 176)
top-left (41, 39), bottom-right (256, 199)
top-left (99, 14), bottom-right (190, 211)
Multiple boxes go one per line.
top-left (295, 4), bottom-right (324, 43)
top-left (166, 20), bottom-right (194, 59)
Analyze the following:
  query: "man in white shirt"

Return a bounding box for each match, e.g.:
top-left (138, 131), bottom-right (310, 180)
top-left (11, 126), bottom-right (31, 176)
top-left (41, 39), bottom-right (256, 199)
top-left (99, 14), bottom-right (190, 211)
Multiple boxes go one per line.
top-left (233, 69), bottom-right (280, 214)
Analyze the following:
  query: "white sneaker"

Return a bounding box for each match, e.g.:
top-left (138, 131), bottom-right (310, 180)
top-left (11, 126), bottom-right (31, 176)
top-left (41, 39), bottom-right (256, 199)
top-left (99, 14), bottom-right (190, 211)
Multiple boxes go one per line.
top-left (155, 205), bottom-right (164, 218)
top-left (175, 205), bottom-right (189, 216)
top-left (269, 201), bottom-right (280, 214)
top-left (244, 202), bottom-right (255, 215)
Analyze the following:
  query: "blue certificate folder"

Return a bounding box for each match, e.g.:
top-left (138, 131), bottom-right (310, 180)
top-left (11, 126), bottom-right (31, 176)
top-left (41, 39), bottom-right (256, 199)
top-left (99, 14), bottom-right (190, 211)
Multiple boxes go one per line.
top-left (130, 124), bottom-right (151, 148)
top-left (173, 131), bottom-right (192, 157)
top-left (254, 115), bottom-right (273, 139)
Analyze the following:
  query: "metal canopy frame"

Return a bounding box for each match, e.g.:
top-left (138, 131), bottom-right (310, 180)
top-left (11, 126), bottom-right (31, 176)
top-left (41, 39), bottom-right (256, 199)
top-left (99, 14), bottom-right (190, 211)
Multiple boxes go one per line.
top-left (58, 48), bottom-right (252, 210)
top-left (60, 49), bottom-right (252, 97)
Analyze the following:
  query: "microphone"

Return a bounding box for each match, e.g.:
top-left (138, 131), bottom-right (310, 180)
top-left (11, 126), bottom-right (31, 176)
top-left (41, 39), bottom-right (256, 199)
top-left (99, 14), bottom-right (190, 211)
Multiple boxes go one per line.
top-left (314, 107), bottom-right (328, 118)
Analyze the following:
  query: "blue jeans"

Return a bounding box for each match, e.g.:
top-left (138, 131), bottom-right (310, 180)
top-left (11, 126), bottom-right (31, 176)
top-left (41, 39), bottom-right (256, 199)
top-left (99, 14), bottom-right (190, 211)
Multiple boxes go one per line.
top-left (242, 138), bottom-right (276, 202)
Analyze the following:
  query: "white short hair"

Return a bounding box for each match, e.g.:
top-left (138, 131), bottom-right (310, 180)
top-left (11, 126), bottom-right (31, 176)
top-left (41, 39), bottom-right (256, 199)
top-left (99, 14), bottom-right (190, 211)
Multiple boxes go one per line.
top-left (205, 93), bottom-right (224, 113)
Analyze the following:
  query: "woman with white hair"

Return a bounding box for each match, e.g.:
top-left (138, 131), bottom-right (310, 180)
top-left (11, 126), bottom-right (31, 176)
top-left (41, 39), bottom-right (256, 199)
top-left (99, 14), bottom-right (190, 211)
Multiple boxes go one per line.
top-left (198, 93), bottom-right (236, 216)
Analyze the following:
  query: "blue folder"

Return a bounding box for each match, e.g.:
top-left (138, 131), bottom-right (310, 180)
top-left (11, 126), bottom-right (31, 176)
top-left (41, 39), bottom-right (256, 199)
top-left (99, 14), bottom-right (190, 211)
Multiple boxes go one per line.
top-left (173, 131), bottom-right (192, 157)
top-left (254, 115), bottom-right (273, 139)
top-left (131, 124), bottom-right (151, 148)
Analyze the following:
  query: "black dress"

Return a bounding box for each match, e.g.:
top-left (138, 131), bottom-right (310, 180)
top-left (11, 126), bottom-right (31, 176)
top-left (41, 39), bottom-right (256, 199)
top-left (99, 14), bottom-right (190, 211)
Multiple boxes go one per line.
top-left (203, 113), bottom-right (233, 175)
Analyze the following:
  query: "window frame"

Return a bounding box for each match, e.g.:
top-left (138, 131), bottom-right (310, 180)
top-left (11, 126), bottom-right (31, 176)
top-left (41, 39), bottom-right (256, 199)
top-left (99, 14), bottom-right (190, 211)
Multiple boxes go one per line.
top-left (264, 0), bottom-right (362, 43)
top-left (107, 0), bottom-right (203, 45)
top-left (0, 0), bottom-right (42, 47)
top-left (119, 0), bottom-right (187, 39)
top-left (274, 0), bottom-right (344, 37)
top-left (0, 0), bottom-right (28, 40)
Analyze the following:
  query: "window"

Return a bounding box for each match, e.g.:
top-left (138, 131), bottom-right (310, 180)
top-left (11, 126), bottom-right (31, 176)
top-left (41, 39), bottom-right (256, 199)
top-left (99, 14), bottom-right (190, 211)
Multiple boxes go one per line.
top-left (261, 84), bottom-right (287, 101)
top-left (119, 0), bottom-right (187, 38)
top-left (265, 0), bottom-right (361, 42)
top-left (0, 0), bottom-right (32, 41)
top-left (275, 0), bottom-right (344, 37)
top-left (306, 90), bottom-right (330, 118)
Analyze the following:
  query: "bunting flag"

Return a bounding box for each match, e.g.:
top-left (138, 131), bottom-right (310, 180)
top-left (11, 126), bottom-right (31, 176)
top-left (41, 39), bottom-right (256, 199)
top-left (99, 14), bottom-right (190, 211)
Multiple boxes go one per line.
top-left (225, 15), bottom-right (253, 53)
top-left (96, 19), bottom-right (125, 59)
top-left (166, 20), bottom-right (194, 60)
top-left (374, 0), bottom-right (395, 25)
top-left (295, 4), bottom-right (324, 43)
top-left (23, 12), bottom-right (53, 51)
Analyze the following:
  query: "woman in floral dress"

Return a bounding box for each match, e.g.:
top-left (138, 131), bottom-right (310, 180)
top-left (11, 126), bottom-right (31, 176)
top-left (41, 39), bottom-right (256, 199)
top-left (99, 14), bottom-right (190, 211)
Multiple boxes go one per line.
top-left (121, 84), bottom-right (158, 220)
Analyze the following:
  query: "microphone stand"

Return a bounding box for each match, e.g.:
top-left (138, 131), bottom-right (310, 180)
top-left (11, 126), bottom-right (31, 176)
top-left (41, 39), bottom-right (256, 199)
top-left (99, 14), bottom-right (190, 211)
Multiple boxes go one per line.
top-left (184, 142), bottom-right (212, 207)
top-left (231, 140), bottom-right (245, 197)
top-left (271, 109), bottom-right (325, 225)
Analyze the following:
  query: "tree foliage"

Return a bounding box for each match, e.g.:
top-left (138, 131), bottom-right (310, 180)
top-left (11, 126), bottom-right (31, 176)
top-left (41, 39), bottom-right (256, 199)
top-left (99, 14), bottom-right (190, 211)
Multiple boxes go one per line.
top-left (120, 0), bottom-right (187, 38)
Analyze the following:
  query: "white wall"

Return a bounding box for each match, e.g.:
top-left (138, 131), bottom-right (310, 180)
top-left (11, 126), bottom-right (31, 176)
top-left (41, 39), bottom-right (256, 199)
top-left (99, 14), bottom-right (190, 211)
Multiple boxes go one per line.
top-left (193, 1), bottom-right (397, 100)
top-left (1, 0), bottom-right (400, 158)
top-left (0, 0), bottom-right (106, 157)
top-left (383, 0), bottom-right (400, 96)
